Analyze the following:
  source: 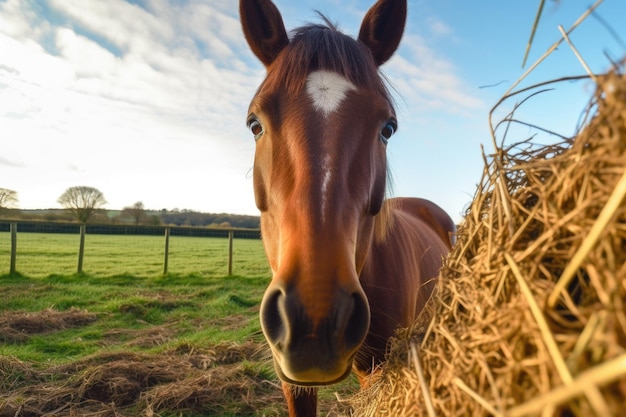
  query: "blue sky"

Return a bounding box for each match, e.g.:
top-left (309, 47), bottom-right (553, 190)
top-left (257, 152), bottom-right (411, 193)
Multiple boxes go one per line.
top-left (1, 0), bottom-right (624, 221)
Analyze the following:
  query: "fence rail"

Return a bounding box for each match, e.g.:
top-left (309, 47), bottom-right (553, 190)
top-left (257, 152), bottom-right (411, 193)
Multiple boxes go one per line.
top-left (0, 221), bottom-right (263, 277)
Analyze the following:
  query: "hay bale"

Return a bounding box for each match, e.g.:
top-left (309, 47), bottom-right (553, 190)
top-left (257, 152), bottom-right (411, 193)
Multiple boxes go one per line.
top-left (350, 70), bottom-right (626, 416)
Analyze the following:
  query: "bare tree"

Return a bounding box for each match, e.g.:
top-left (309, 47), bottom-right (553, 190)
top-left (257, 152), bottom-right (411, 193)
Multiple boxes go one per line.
top-left (57, 186), bottom-right (107, 223)
top-left (0, 188), bottom-right (18, 209)
top-left (122, 201), bottom-right (146, 225)
top-left (57, 186), bottom-right (106, 274)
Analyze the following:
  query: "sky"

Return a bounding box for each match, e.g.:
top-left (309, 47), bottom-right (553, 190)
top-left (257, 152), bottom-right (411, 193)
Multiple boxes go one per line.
top-left (1, 0), bottom-right (625, 221)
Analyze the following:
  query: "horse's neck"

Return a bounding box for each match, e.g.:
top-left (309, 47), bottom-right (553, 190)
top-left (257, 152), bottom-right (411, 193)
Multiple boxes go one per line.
top-left (357, 205), bottom-right (448, 370)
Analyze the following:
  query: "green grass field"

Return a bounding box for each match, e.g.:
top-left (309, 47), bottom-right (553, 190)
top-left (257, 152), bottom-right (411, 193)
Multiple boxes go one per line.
top-left (0, 233), bottom-right (357, 416)
top-left (0, 232), bottom-right (270, 278)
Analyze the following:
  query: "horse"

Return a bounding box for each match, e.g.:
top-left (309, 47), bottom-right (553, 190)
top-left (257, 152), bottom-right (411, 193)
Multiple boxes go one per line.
top-left (239, 1), bottom-right (455, 415)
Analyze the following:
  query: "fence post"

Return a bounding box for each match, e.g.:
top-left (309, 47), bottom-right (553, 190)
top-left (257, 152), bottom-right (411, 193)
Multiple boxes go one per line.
top-left (77, 224), bottom-right (86, 274)
top-left (163, 227), bottom-right (170, 275)
top-left (10, 222), bottom-right (17, 275)
top-left (228, 230), bottom-right (234, 276)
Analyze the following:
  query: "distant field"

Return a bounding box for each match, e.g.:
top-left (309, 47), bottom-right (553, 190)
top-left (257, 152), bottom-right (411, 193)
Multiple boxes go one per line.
top-left (0, 232), bottom-right (270, 278)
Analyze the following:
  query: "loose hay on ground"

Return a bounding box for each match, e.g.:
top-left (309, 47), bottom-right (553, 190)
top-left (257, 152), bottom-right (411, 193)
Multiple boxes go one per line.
top-left (0, 307), bottom-right (97, 343)
top-left (0, 341), bottom-right (285, 417)
top-left (348, 69), bottom-right (626, 416)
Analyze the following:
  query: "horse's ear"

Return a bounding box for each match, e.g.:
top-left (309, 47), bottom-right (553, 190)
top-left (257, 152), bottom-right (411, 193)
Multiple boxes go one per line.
top-left (358, 0), bottom-right (407, 66)
top-left (240, 0), bottom-right (289, 67)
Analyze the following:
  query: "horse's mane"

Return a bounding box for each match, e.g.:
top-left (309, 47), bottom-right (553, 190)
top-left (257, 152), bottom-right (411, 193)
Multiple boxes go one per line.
top-left (374, 195), bottom-right (397, 243)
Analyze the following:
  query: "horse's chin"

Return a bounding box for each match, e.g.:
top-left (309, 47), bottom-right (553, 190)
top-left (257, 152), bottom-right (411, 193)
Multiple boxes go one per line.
top-left (273, 357), bottom-right (353, 387)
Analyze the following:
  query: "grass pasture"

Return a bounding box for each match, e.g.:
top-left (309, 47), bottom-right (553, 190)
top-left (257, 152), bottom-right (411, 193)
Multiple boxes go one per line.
top-left (0, 234), bottom-right (357, 416)
top-left (0, 231), bottom-right (270, 278)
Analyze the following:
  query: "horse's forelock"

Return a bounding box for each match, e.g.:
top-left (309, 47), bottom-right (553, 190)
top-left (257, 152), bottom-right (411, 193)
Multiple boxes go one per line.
top-left (260, 21), bottom-right (390, 101)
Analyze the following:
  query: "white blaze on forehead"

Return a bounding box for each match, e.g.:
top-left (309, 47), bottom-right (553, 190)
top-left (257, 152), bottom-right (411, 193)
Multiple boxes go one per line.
top-left (306, 70), bottom-right (356, 116)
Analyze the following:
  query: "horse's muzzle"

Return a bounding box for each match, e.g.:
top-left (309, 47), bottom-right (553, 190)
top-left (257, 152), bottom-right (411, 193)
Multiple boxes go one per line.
top-left (260, 281), bottom-right (370, 385)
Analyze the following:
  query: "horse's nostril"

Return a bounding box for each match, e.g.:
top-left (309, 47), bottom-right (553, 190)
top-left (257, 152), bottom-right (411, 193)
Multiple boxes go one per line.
top-left (343, 292), bottom-right (370, 350)
top-left (260, 288), bottom-right (284, 345)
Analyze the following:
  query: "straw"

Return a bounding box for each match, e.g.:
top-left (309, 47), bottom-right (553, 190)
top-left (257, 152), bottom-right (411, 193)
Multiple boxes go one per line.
top-left (346, 64), bottom-right (626, 417)
top-left (548, 168), bottom-right (626, 308)
top-left (507, 353), bottom-right (626, 417)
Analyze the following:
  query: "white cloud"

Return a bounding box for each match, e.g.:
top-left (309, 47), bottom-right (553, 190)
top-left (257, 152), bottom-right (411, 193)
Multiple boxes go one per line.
top-left (0, 0), bottom-right (263, 214)
top-left (0, 0), bottom-right (47, 39)
top-left (181, 2), bottom-right (244, 59)
top-left (49, 0), bottom-right (173, 54)
top-left (0, 34), bottom-right (75, 88)
top-left (55, 28), bottom-right (118, 78)
top-left (426, 16), bottom-right (453, 38)
top-left (386, 34), bottom-right (484, 119)
top-left (0, 156), bottom-right (23, 168)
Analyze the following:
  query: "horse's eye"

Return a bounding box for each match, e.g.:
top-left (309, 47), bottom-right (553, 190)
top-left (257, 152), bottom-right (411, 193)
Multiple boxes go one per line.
top-left (380, 119), bottom-right (397, 144)
top-left (247, 117), bottom-right (264, 140)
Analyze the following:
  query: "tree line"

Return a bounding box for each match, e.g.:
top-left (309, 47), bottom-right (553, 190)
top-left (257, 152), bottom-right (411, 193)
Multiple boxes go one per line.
top-left (0, 187), bottom-right (260, 229)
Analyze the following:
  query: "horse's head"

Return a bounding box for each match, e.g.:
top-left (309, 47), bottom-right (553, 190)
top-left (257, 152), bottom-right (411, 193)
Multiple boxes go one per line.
top-left (240, 0), bottom-right (406, 386)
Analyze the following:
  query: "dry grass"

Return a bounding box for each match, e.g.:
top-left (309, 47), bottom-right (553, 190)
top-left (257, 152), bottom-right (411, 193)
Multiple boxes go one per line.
top-left (0, 307), bottom-right (97, 343)
top-left (347, 66), bottom-right (626, 416)
top-left (0, 340), bottom-right (284, 416)
top-left (0, 307), bottom-right (285, 416)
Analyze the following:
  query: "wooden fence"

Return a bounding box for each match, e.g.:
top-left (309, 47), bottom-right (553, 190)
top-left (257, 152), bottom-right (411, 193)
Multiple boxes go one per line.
top-left (0, 221), bottom-right (261, 276)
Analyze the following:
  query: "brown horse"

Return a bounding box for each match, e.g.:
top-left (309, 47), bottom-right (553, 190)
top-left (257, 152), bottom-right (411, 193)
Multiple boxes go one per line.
top-left (239, 1), bottom-right (454, 415)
